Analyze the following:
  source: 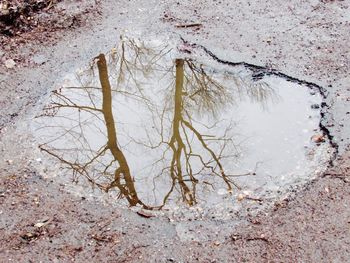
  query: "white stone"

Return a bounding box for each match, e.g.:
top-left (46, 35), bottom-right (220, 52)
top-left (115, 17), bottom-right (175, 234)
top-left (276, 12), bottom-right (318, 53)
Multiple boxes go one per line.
top-left (4, 59), bottom-right (16, 69)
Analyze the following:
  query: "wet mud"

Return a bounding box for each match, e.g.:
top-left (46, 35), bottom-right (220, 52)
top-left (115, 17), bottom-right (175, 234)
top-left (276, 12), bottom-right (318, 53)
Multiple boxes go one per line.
top-left (0, 0), bottom-right (349, 262)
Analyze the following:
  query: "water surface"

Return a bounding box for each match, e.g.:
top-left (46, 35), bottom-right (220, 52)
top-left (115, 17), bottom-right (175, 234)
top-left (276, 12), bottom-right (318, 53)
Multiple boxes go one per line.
top-left (33, 38), bottom-right (331, 214)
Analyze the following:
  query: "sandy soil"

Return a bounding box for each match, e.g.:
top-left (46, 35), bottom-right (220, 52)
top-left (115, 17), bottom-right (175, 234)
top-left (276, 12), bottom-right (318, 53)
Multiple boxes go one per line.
top-left (0, 0), bottom-right (349, 262)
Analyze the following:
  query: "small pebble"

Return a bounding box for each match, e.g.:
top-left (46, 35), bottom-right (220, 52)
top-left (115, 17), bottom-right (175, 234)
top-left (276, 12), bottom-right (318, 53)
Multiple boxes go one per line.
top-left (311, 134), bottom-right (325, 143)
top-left (4, 59), bottom-right (16, 69)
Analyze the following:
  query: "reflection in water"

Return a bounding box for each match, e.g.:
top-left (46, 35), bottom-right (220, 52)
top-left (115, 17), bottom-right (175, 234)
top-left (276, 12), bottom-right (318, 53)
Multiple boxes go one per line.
top-left (165, 58), bottom-right (238, 206)
top-left (97, 54), bottom-right (142, 207)
top-left (36, 38), bottom-right (285, 209)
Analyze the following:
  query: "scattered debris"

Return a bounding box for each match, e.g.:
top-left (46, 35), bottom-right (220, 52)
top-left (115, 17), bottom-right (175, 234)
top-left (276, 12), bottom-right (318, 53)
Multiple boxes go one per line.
top-left (273, 199), bottom-right (289, 211)
top-left (231, 233), bottom-right (269, 243)
top-left (311, 103), bottom-right (320, 109)
top-left (213, 241), bottom-right (221, 246)
top-left (34, 217), bottom-right (51, 228)
top-left (20, 232), bottom-right (38, 242)
top-left (0, 0), bottom-right (63, 36)
top-left (246, 196), bottom-right (263, 202)
top-left (4, 59), bottom-right (16, 69)
top-left (175, 23), bottom-right (202, 28)
top-left (237, 191), bottom-right (262, 202)
top-left (137, 210), bottom-right (155, 218)
top-left (237, 193), bottom-right (245, 201)
top-left (323, 173), bottom-right (350, 183)
top-left (311, 134), bottom-right (325, 144)
top-left (246, 234), bottom-right (269, 243)
top-left (91, 234), bottom-right (113, 243)
top-left (231, 234), bottom-right (242, 241)
top-left (248, 217), bottom-right (262, 225)
top-left (34, 222), bottom-right (46, 228)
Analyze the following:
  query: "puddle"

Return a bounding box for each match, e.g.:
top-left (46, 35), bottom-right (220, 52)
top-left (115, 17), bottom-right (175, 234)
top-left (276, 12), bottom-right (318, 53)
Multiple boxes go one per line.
top-left (31, 37), bottom-right (333, 218)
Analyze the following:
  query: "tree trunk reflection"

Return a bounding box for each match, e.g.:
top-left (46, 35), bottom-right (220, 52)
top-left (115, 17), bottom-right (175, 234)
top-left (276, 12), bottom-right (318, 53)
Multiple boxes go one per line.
top-left (37, 38), bottom-right (273, 209)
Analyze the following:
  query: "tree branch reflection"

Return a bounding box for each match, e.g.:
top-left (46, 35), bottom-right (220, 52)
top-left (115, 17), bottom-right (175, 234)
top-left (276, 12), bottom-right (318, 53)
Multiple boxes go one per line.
top-left (37, 38), bottom-right (275, 209)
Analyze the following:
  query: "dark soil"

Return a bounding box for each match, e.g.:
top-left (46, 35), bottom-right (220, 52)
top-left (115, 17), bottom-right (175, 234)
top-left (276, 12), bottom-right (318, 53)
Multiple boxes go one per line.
top-left (0, 0), bottom-right (64, 37)
top-left (0, 0), bottom-right (100, 67)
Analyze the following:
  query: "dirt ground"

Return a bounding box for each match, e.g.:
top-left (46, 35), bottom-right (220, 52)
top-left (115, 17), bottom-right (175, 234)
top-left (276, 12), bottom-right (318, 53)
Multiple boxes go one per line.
top-left (0, 0), bottom-right (350, 262)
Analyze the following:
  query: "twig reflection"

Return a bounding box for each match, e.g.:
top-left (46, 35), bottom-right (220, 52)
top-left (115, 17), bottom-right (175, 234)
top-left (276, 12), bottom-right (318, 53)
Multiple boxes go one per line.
top-left (37, 38), bottom-right (275, 209)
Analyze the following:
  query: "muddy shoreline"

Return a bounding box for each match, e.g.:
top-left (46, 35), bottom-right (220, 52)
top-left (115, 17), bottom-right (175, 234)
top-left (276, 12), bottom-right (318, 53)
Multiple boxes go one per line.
top-left (1, 0), bottom-right (349, 262)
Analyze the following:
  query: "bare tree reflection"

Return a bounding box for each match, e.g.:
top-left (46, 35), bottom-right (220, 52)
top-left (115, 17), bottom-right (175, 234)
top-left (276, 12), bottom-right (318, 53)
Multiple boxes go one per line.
top-left (157, 59), bottom-right (241, 207)
top-left (37, 38), bottom-right (274, 209)
top-left (39, 54), bottom-right (151, 208)
top-left (96, 54), bottom-right (144, 207)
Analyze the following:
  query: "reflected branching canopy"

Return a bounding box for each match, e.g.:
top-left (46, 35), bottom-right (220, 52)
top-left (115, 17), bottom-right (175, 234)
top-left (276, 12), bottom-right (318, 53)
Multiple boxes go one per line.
top-left (37, 37), bottom-right (274, 209)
